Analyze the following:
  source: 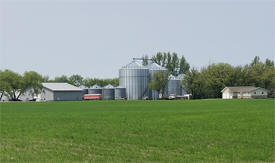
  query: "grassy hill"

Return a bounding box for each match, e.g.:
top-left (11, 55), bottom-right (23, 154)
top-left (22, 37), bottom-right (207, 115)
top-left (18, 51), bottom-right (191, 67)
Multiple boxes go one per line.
top-left (0, 99), bottom-right (274, 162)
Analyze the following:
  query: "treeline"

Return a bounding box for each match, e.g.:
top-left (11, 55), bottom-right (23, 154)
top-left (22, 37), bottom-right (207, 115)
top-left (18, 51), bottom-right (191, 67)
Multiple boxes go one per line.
top-left (142, 52), bottom-right (190, 76)
top-left (43, 74), bottom-right (119, 87)
top-left (0, 70), bottom-right (118, 101)
top-left (183, 56), bottom-right (275, 99)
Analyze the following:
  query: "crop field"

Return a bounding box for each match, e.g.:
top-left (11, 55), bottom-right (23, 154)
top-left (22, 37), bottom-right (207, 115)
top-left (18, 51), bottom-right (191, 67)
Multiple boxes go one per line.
top-left (0, 99), bottom-right (274, 162)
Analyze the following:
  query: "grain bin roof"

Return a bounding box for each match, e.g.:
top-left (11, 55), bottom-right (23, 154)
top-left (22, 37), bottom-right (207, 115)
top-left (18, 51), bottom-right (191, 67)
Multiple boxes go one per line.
top-left (121, 60), bottom-right (148, 69)
top-left (147, 62), bottom-right (167, 71)
top-left (168, 74), bottom-right (176, 80)
top-left (104, 84), bottom-right (114, 89)
top-left (90, 84), bottom-right (102, 89)
top-left (42, 83), bottom-right (83, 91)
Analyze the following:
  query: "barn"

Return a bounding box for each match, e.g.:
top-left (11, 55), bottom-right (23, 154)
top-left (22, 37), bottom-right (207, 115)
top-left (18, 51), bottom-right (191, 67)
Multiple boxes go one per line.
top-left (41, 83), bottom-right (83, 101)
top-left (221, 86), bottom-right (268, 99)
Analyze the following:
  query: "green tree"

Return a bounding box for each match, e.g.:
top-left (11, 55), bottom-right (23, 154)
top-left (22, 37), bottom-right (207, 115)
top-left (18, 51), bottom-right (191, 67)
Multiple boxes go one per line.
top-left (0, 70), bottom-right (25, 100)
top-left (142, 55), bottom-right (149, 66)
top-left (179, 56), bottom-right (190, 74)
top-left (69, 74), bottom-right (83, 87)
top-left (53, 75), bottom-right (69, 83)
top-left (148, 71), bottom-right (169, 98)
top-left (23, 71), bottom-right (43, 98)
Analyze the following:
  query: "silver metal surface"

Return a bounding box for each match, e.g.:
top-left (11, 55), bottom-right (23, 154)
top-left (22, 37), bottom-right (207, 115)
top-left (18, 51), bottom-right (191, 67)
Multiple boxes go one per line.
top-left (119, 60), bottom-right (149, 100)
top-left (102, 84), bottom-right (115, 100)
top-left (115, 86), bottom-right (126, 99)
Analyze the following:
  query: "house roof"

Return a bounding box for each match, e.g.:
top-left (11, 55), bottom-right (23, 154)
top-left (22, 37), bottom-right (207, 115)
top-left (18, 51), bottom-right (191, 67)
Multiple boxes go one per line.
top-left (42, 83), bottom-right (83, 91)
top-left (221, 86), bottom-right (266, 93)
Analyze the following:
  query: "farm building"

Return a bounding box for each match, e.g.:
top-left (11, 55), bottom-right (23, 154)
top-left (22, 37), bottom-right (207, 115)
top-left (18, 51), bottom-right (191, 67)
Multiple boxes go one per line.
top-left (221, 86), bottom-right (268, 99)
top-left (41, 83), bottom-right (83, 101)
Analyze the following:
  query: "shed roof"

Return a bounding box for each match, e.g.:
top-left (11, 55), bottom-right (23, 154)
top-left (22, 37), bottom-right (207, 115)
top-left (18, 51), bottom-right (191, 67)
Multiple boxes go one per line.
top-left (221, 86), bottom-right (266, 93)
top-left (42, 83), bottom-right (83, 91)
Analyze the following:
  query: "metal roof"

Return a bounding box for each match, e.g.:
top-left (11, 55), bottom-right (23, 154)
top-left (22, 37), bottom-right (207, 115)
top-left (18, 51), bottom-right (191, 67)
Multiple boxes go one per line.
top-left (221, 86), bottom-right (266, 93)
top-left (121, 60), bottom-right (148, 69)
top-left (104, 84), bottom-right (114, 89)
top-left (90, 84), bottom-right (102, 89)
top-left (168, 74), bottom-right (176, 80)
top-left (42, 83), bottom-right (83, 91)
top-left (116, 86), bottom-right (126, 89)
top-left (147, 62), bottom-right (167, 71)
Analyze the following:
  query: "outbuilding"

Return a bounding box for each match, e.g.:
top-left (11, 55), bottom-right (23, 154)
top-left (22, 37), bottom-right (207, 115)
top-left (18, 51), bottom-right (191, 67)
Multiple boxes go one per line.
top-left (41, 83), bottom-right (83, 101)
top-left (221, 86), bottom-right (268, 99)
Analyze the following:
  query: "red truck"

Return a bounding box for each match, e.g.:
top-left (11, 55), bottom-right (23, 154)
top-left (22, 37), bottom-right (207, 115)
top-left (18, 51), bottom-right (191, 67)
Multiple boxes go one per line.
top-left (83, 94), bottom-right (102, 100)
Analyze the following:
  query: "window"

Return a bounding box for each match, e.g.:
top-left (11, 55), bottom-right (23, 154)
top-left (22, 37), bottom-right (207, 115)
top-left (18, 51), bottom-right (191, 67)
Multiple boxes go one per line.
top-left (262, 92), bottom-right (264, 94)
top-left (254, 92), bottom-right (256, 94)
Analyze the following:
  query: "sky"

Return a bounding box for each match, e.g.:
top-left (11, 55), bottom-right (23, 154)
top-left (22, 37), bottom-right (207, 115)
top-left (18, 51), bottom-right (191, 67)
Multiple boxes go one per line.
top-left (0, 0), bottom-right (274, 79)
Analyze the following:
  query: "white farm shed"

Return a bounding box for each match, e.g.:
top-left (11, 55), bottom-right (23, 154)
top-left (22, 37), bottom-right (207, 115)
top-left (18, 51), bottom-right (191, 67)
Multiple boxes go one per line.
top-left (41, 83), bottom-right (84, 101)
top-left (221, 86), bottom-right (268, 99)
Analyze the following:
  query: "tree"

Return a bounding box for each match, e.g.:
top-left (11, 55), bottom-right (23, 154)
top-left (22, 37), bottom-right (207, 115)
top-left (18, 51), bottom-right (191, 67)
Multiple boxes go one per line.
top-left (182, 68), bottom-right (206, 99)
top-left (171, 53), bottom-right (179, 76)
top-left (53, 75), bottom-right (69, 83)
top-left (0, 70), bottom-right (25, 100)
top-left (23, 71), bottom-right (43, 98)
top-left (179, 56), bottom-right (190, 74)
top-left (69, 74), bottom-right (83, 87)
top-left (148, 71), bottom-right (169, 98)
top-left (142, 55), bottom-right (149, 66)
top-left (151, 52), bottom-right (189, 76)
top-left (0, 70), bottom-right (11, 100)
top-left (251, 56), bottom-right (260, 66)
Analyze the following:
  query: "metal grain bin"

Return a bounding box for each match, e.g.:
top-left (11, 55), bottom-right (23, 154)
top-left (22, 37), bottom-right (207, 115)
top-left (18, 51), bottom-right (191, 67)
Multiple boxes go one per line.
top-left (119, 60), bottom-right (149, 100)
top-left (102, 84), bottom-right (115, 100)
top-left (146, 61), bottom-right (167, 100)
top-left (115, 86), bottom-right (126, 100)
top-left (88, 84), bottom-right (102, 94)
top-left (168, 75), bottom-right (182, 96)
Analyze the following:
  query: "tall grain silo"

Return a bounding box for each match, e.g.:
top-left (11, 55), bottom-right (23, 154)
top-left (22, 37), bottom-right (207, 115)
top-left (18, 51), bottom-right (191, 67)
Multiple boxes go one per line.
top-left (119, 60), bottom-right (149, 100)
top-left (102, 84), bottom-right (115, 100)
top-left (146, 61), bottom-right (167, 100)
top-left (88, 84), bottom-right (102, 94)
top-left (168, 75), bottom-right (182, 96)
top-left (115, 86), bottom-right (126, 100)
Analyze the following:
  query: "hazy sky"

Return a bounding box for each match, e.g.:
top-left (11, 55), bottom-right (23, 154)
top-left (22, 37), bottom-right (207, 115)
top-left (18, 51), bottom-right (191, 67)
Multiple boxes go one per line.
top-left (0, 0), bottom-right (274, 78)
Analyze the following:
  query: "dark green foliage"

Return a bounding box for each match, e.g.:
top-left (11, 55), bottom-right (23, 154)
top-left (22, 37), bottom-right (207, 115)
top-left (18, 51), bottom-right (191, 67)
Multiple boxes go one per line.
top-left (0, 70), bottom-right (43, 100)
top-left (148, 71), bottom-right (169, 98)
top-left (0, 100), bottom-right (273, 162)
top-left (183, 56), bottom-right (275, 99)
top-left (151, 52), bottom-right (190, 76)
top-left (83, 78), bottom-right (119, 87)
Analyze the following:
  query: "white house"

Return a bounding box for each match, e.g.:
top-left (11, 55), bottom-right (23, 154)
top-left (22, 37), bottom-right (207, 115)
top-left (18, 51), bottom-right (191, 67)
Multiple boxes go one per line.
top-left (221, 86), bottom-right (268, 99)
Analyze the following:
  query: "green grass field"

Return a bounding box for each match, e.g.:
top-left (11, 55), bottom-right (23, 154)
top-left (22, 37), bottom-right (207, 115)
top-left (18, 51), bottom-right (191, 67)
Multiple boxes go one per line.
top-left (0, 99), bottom-right (274, 162)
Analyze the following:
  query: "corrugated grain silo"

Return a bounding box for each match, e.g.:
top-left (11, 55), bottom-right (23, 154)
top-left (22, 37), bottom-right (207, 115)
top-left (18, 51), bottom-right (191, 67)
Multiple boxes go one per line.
top-left (168, 75), bottom-right (182, 96)
top-left (102, 84), bottom-right (115, 100)
top-left (119, 59), bottom-right (149, 100)
top-left (146, 61), bottom-right (167, 100)
top-left (115, 86), bottom-right (126, 100)
top-left (88, 84), bottom-right (102, 94)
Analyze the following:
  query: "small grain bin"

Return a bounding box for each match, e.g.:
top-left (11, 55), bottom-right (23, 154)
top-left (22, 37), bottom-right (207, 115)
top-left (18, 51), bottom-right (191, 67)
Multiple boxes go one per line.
top-left (115, 86), bottom-right (126, 100)
top-left (102, 84), bottom-right (115, 100)
top-left (88, 84), bottom-right (102, 94)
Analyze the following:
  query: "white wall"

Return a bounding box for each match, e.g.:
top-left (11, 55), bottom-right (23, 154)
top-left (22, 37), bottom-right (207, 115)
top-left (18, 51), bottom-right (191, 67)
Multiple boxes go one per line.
top-left (222, 88), bottom-right (232, 99)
